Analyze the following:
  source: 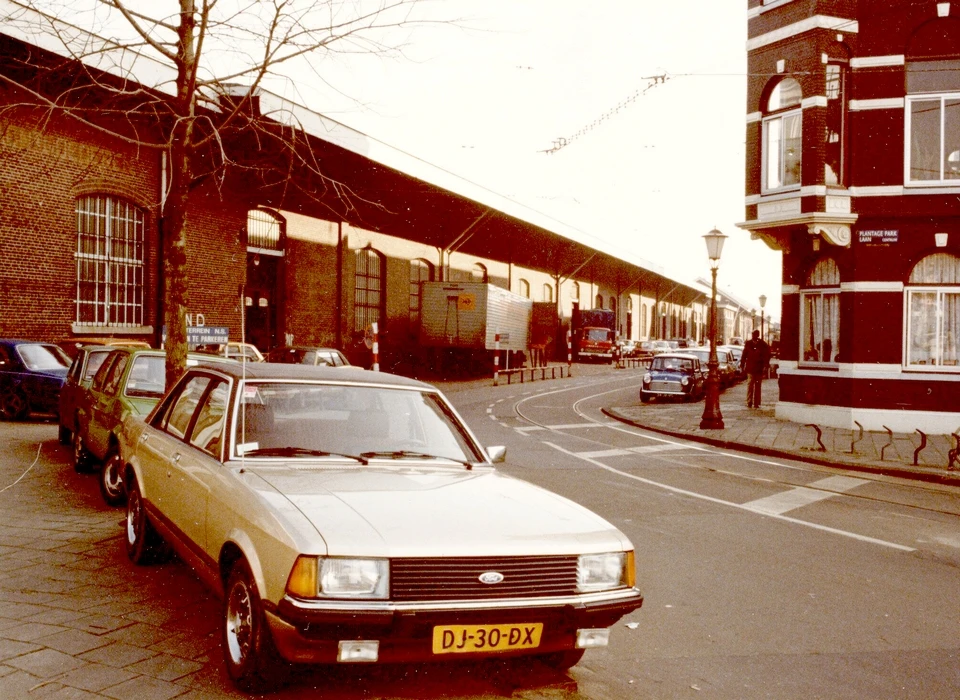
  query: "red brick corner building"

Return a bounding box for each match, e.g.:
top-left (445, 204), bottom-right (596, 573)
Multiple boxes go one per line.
top-left (740, 0), bottom-right (960, 434)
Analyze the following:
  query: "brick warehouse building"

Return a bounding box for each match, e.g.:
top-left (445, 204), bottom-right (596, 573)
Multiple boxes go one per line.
top-left (740, 0), bottom-right (960, 434)
top-left (0, 10), bottom-right (710, 376)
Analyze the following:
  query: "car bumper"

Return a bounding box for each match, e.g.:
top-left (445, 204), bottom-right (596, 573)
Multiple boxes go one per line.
top-left (267, 589), bottom-right (643, 664)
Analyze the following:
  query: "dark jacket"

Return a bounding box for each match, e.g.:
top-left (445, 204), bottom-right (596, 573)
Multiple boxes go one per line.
top-left (740, 338), bottom-right (770, 375)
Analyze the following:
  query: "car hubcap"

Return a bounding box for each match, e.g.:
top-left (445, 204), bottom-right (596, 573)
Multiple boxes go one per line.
top-left (104, 457), bottom-right (123, 498)
top-left (226, 579), bottom-right (253, 665)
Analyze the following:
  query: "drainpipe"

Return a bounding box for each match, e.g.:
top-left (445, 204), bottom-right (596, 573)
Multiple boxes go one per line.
top-left (155, 150), bottom-right (168, 348)
top-left (336, 221), bottom-right (344, 349)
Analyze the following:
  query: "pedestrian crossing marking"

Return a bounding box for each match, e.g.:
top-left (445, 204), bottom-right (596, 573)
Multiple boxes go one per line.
top-left (576, 444), bottom-right (695, 459)
top-left (742, 475), bottom-right (870, 516)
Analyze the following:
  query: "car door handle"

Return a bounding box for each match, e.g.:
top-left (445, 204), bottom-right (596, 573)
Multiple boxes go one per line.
top-left (174, 454), bottom-right (181, 463)
top-left (140, 435), bottom-right (148, 443)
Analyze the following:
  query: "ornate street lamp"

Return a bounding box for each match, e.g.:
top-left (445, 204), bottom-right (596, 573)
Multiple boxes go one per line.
top-left (759, 294), bottom-right (767, 343)
top-left (700, 228), bottom-right (727, 430)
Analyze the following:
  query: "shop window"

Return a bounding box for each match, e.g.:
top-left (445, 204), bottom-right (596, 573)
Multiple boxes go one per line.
top-left (75, 194), bottom-right (145, 327)
top-left (905, 253), bottom-right (960, 369)
top-left (409, 259), bottom-right (434, 329)
top-left (762, 78), bottom-right (802, 192)
top-left (355, 247), bottom-right (384, 333)
top-left (800, 257), bottom-right (840, 365)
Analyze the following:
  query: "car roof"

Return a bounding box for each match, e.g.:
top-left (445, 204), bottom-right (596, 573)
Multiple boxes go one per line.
top-left (654, 352), bottom-right (699, 360)
top-left (192, 362), bottom-right (434, 389)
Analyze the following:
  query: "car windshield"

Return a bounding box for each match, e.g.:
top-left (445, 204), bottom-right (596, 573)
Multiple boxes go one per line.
top-left (17, 344), bottom-right (70, 371)
top-left (585, 329), bottom-right (611, 341)
top-left (653, 357), bottom-right (693, 371)
top-left (125, 355), bottom-right (167, 398)
top-left (233, 382), bottom-right (482, 464)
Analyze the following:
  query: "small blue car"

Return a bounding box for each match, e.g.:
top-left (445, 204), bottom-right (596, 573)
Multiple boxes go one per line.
top-left (640, 352), bottom-right (705, 403)
top-left (0, 339), bottom-right (72, 420)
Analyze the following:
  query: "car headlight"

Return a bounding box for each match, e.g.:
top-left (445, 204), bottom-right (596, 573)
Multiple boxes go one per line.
top-left (286, 556), bottom-right (389, 599)
top-left (642, 373), bottom-right (651, 384)
top-left (577, 551), bottom-right (634, 592)
top-left (681, 376), bottom-right (690, 386)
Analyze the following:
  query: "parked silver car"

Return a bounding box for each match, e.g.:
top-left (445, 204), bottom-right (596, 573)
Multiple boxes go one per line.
top-left (119, 363), bottom-right (644, 692)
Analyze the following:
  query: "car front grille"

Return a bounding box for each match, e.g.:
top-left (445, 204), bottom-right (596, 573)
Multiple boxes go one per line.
top-left (649, 380), bottom-right (682, 393)
top-left (391, 555), bottom-right (579, 601)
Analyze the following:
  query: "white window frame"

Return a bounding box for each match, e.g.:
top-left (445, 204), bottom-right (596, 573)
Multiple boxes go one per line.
top-left (904, 288), bottom-right (960, 371)
top-left (799, 289), bottom-right (841, 367)
top-left (904, 93), bottom-right (960, 186)
top-left (762, 108), bottom-right (803, 193)
top-left (75, 195), bottom-right (145, 327)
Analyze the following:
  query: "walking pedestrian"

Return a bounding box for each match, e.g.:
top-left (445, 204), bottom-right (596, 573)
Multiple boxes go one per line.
top-left (740, 329), bottom-right (770, 408)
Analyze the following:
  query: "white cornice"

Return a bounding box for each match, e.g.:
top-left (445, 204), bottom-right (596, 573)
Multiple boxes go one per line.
top-left (801, 96), bottom-right (828, 109)
top-left (840, 281), bottom-right (904, 293)
top-left (746, 111), bottom-right (762, 123)
top-left (782, 284), bottom-right (800, 295)
top-left (850, 55), bottom-right (905, 69)
top-left (747, 16), bottom-right (859, 52)
top-left (849, 98), bottom-right (904, 111)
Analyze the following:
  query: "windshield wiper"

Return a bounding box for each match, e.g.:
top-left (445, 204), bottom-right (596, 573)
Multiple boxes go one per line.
top-left (240, 447), bottom-right (368, 464)
top-left (359, 450), bottom-right (474, 470)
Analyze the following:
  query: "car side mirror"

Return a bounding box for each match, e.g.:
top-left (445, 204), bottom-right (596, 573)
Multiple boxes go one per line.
top-left (486, 445), bottom-right (507, 463)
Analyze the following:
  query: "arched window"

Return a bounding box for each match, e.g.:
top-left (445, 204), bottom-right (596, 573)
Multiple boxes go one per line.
top-left (571, 281), bottom-right (580, 302)
top-left (519, 279), bottom-right (530, 298)
top-left (409, 259), bottom-right (434, 329)
top-left (75, 194), bottom-right (145, 326)
top-left (471, 263), bottom-right (488, 283)
top-left (595, 293), bottom-right (603, 309)
top-left (542, 283), bottom-right (553, 303)
top-left (906, 252), bottom-right (960, 368)
top-left (800, 257), bottom-right (840, 364)
top-left (355, 247), bottom-right (384, 333)
top-left (762, 77), bottom-right (802, 192)
top-left (247, 209), bottom-right (283, 252)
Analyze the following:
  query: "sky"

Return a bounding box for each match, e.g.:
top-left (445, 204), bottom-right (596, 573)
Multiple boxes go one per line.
top-left (275, 0), bottom-right (783, 320)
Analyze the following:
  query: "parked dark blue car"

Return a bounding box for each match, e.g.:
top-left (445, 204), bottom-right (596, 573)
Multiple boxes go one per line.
top-left (0, 339), bottom-right (72, 420)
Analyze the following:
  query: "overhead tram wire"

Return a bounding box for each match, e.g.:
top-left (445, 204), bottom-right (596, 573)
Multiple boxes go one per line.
top-left (539, 73), bottom-right (669, 155)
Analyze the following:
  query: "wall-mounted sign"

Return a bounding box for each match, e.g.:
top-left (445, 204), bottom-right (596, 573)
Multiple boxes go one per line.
top-left (858, 229), bottom-right (898, 245)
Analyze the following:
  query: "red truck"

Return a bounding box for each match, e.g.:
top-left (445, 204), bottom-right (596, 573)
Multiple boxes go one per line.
top-left (574, 309), bottom-right (617, 362)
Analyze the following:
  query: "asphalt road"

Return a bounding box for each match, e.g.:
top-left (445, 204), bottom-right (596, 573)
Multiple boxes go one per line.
top-left (1, 369), bottom-right (958, 699)
top-left (449, 371), bottom-right (960, 699)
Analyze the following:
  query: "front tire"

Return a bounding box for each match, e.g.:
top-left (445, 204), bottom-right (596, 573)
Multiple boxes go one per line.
top-left (58, 424), bottom-right (71, 445)
top-left (639, 392), bottom-right (651, 403)
top-left (99, 448), bottom-right (126, 506)
top-left (223, 559), bottom-right (286, 692)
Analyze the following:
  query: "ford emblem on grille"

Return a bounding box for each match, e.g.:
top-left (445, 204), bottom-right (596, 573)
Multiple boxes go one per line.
top-left (478, 571), bottom-right (505, 585)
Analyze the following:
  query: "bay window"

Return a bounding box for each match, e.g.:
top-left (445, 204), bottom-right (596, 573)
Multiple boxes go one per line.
top-left (905, 253), bottom-right (960, 369)
top-left (906, 95), bottom-right (960, 183)
top-left (762, 78), bottom-right (802, 192)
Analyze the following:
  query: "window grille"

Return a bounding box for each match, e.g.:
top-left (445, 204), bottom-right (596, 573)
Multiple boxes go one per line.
top-left (355, 248), bottom-right (383, 333)
top-left (75, 195), bottom-right (145, 326)
top-left (247, 209), bottom-right (283, 251)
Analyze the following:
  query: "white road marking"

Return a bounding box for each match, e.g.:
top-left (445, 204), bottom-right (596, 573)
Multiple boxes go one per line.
top-left (743, 476), bottom-right (870, 516)
top-left (516, 422), bottom-right (620, 433)
top-left (576, 444), bottom-right (696, 459)
top-left (544, 442), bottom-right (914, 552)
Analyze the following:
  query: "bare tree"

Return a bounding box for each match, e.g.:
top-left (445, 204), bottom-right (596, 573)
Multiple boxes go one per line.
top-left (1, 0), bottom-right (439, 384)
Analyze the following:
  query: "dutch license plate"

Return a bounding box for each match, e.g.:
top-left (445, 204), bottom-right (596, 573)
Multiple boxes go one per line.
top-left (432, 623), bottom-right (543, 655)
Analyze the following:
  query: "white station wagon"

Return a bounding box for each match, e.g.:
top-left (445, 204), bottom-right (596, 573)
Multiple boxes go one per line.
top-left (118, 363), bottom-right (643, 692)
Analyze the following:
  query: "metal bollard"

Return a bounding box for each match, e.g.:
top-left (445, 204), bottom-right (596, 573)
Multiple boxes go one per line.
top-left (805, 423), bottom-right (826, 451)
top-left (880, 426), bottom-right (895, 460)
top-left (913, 429), bottom-right (927, 466)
